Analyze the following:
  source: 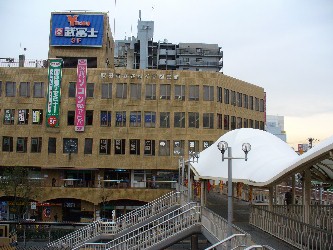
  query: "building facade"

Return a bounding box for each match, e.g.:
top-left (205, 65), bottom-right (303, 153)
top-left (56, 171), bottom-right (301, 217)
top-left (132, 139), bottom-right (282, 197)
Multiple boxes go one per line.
top-left (0, 12), bottom-right (265, 222)
top-left (266, 115), bottom-right (287, 142)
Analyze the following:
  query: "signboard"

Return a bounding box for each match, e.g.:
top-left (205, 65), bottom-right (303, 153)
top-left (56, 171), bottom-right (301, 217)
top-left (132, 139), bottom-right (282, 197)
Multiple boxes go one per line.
top-left (75, 59), bottom-right (87, 131)
top-left (51, 14), bottom-right (104, 47)
top-left (46, 59), bottom-right (63, 127)
top-left (31, 202), bottom-right (37, 210)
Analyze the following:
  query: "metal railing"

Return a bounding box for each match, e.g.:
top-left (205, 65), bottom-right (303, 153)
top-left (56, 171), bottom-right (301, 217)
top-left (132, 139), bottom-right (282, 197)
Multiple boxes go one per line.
top-left (204, 234), bottom-right (249, 250)
top-left (83, 202), bottom-right (201, 250)
top-left (47, 191), bottom-right (180, 249)
top-left (250, 205), bottom-right (333, 249)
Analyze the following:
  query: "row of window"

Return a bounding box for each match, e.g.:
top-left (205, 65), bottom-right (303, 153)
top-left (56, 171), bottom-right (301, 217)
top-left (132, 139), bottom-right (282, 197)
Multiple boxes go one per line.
top-left (1, 137), bottom-right (213, 156)
top-left (0, 81), bottom-right (265, 111)
top-left (1, 109), bottom-right (264, 130)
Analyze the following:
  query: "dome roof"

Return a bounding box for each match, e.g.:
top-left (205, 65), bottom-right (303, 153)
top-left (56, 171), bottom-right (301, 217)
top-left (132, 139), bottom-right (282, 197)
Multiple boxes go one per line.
top-left (191, 128), bottom-right (299, 185)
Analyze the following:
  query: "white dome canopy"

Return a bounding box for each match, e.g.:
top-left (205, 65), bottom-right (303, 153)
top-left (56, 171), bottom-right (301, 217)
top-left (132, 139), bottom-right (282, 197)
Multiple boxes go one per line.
top-left (191, 128), bottom-right (299, 185)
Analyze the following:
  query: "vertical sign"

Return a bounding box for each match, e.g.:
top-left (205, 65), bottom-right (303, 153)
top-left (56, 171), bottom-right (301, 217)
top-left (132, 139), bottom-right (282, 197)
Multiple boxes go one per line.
top-left (75, 59), bottom-right (87, 131)
top-left (46, 59), bottom-right (63, 127)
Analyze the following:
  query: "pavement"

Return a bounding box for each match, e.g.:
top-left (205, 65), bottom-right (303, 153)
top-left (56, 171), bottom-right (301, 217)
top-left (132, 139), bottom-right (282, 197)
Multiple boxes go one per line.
top-left (206, 191), bottom-right (298, 250)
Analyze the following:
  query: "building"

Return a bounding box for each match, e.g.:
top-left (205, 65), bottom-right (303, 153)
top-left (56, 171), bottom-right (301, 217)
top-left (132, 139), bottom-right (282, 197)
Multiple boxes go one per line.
top-left (0, 11), bottom-right (265, 222)
top-left (114, 13), bottom-right (223, 72)
top-left (266, 115), bottom-right (287, 142)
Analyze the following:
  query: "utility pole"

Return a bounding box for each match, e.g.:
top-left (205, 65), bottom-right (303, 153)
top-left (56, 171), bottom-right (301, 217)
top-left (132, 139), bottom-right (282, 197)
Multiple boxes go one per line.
top-left (308, 138), bottom-right (319, 149)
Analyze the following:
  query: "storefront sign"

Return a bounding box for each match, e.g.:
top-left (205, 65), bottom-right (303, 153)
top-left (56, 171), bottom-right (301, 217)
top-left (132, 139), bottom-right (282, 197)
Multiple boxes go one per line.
top-left (75, 59), bottom-right (87, 131)
top-left (100, 72), bottom-right (179, 80)
top-left (46, 59), bottom-right (63, 127)
top-left (51, 14), bottom-right (104, 47)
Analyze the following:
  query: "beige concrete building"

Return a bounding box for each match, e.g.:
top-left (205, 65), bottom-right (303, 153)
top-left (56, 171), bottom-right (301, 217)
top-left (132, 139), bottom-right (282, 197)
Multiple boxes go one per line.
top-left (0, 11), bottom-right (265, 222)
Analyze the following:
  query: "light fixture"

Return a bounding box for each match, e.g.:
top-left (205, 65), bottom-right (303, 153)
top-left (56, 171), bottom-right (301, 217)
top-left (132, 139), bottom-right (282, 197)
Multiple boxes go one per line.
top-left (217, 141), bottom-right (228, 161)
top-left (242, 143), bottom-right (251, 161)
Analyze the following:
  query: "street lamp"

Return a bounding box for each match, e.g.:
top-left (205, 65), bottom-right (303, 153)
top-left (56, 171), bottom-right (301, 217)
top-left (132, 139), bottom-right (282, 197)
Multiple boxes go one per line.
top-left (217, 141), bottom-right (251, 237)
top-left (187, 151), bottom-right (200, 202)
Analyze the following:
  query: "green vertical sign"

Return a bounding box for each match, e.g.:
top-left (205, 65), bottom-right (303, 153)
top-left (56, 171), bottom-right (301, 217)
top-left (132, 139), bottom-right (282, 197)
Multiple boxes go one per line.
top-left (46, 59), bottom-right (63, 127)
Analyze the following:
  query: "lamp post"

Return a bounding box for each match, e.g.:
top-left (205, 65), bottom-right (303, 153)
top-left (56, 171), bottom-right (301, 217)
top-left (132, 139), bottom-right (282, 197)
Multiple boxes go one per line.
top-left (217, 141), bottom-right (251, 237)
top-left (187, 151), bottom-right (199, 202)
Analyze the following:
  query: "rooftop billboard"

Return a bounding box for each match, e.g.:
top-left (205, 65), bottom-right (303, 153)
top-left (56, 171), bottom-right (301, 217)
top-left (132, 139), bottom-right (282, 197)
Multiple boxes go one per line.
top-left (50, 13), bottom-right (104, 47)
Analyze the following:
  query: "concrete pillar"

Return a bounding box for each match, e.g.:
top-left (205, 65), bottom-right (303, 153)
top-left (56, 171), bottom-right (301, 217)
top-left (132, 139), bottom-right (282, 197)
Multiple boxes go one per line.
top-left (303, 169), bottom-right (311, 223)
top-left (269, 186), bottom-right (273, 212)
top-left (200, 180), bottom-right (205, 207)
top-left (292, 175), bottom-right (296, 205)
top-left (191, 234), bottom-right (199, 250)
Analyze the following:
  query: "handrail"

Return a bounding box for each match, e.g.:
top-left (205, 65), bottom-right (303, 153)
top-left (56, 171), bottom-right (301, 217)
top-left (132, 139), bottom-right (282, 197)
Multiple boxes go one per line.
top-left (204, 234), bottom-right (247, 249)
top-left (47, 191), bottom-right (180, 249)
top-left (83, 202), bottom-right (200, 250)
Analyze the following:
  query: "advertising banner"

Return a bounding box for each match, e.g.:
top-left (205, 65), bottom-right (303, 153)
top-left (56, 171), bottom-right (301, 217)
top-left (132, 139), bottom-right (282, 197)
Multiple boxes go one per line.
top-left (46, 59), bottom-right (63, 127)
top-left (75, 59), bottom-right (87, 131)
top-left (51, 14), bottom-right (104, 47)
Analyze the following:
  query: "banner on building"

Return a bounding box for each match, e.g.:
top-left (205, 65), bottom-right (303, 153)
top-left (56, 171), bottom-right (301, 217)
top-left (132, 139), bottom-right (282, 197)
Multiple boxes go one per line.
top-left (75, 59), bottom-right (87, 131)
top-left (46, 59), bottom-right (63, 127)
top-left (50, 14), bottom-right (104, 47)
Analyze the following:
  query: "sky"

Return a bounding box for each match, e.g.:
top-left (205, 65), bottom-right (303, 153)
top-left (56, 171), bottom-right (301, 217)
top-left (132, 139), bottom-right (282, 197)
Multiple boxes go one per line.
top-left (0, 0), bottom-right (332, 149)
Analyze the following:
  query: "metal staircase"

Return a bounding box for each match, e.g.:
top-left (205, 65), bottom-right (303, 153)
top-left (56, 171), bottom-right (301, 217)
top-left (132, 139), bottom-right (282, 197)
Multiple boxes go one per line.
top-left (47, 191), bottom-right (180, 249)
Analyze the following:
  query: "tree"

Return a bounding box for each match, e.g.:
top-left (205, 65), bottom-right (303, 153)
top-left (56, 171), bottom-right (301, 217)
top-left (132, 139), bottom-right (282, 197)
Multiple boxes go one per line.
top-left (0, 167), bottom-right (41, 220)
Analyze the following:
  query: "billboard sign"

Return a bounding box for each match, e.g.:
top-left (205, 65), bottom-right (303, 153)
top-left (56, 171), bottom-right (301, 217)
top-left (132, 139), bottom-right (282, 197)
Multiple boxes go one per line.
top-left (51, 14), bottom-right (104, 47)
top-left (46, 59), bottom-right (63, 127)
top-left (75, 59), bottom-right (87, 131)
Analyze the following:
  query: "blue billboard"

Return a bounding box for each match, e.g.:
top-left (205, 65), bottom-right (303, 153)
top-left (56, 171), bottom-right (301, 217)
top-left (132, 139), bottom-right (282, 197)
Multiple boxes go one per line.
top-left (51, 14), bottom-right (104, 47)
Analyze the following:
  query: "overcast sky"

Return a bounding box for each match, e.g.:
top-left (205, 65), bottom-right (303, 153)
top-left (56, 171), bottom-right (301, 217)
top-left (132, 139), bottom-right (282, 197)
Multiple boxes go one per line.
top-left (1, 0), bottom-right (332, 149)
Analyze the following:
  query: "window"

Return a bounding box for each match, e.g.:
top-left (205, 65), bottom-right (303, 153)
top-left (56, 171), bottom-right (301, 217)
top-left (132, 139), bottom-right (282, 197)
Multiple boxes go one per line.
top-left (188, 112), bottom-right (199, 128)
top-left (114, 139), bottom-right (125, 155)
top-left (5, 82), bottom-right (16, 97)
top-left (4, 109), bottom-right (15, 125)
top-left (173, 140), bottom-right (185, 156)
top-left (174, 85), bottom-right (185, 101)
top-left (174, 112), bottom-right (185, 128)
top-left (48, 137), bottom-right (56, 154)
top-left (19, 82), bottom-right (30, 97)
top-left (67, 111), bottom-right (75, 125)
top-left (203, 113), bottom-right (214, 129)
top-left (249, 119), bottom-right (254, 128)
top-left (31, 137), bottom-right (42, 153)
top-left (237, 92), bottom-right (242, 107)
top-left (159, 140), bottom-right (170, 156)
top-left (87, 83), bottom-right (94, 98)
top-left (130, 111), bottom-right (141, 127)
top-left (33, 82), bottom-right (44, 98)
top-left (100, 111), bottom-right (111, 127)
top-left (231, 116), bottom-right (236, 130)
top-left (18, 109), bottom-right (29, 124)
top-left (244, 118), bottom-right (248, 128)
top-left (68, 82), bottom-right (76, 98)
top-left (224, 115), bottom-right (229, 130)
top-left (130, 83), bottom-right (141, 100)
top-left (255, 97), bottom-right (259, 111)
top-left (145, 84), bottom-right (156, 100)
top-left (203, 85), bottom-right (214, 101)
top-left (0, 81), bottom-right (2, 96)
top-left (249, 96), bottom-right (254, 110)
top-left (86, 110), bottom-right (93, 125)
top-left (160, 112), bottom-right (170, 128)
top-left (130, 139), bottom-right (140, 155)
top-left (196, 57), bottom-right (203, 62)
top-left (196, 48), bottom-right (202, 53)
top-left (99, 139), bottom-right (111, 155)
top-left (116, 111), bottom-right (126, 127)
top-left (255, 120), bottom-right (260, 129)
top-left (244, 94), bottom-right (248, 109)
top-left (144, 111), bottom-right (156, 128)
top-left (224, 89), bottom-right (229, 104)
top-left (203, 141), bottom-right (213, 149)
top-left (101, 83), bottom-right (112, 99)
top-left (189, 85), bottom-right (199, 101)
top-left (2, 136), bottom-right (13, 152)
top-left (237, 117), bottom-right (242, 128)
top-left (188, 140), bottom-right (199, 154)
top-left (116, 83), bottom-right (127, 99)
top-left (32, 109), bottom-right (43, 124)
top-left (231, 91), bottom-right (236, 106)
top-left (260, 121), bottom-right (265, 130)
top-left (217, 87), bottom-right (222, 103)
top-left (160, 84), bottom-right (171, 100)
top-left (260, 99), bottom-right (264, 112)
top-left (144, 140), bottom-right (155, 156)
top-left (217, 114), bottom-right (223, 129)
top-left (84, 138), bottom-right (93, 154)
top-left (17, 137), bottom-right (27, 153)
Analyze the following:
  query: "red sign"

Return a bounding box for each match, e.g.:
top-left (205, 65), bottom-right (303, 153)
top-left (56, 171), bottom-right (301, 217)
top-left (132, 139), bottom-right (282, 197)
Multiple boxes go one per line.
top-left (75, 59), bottom-right (87, 132)
top-left (48, 116), bottom-right (58, 127)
